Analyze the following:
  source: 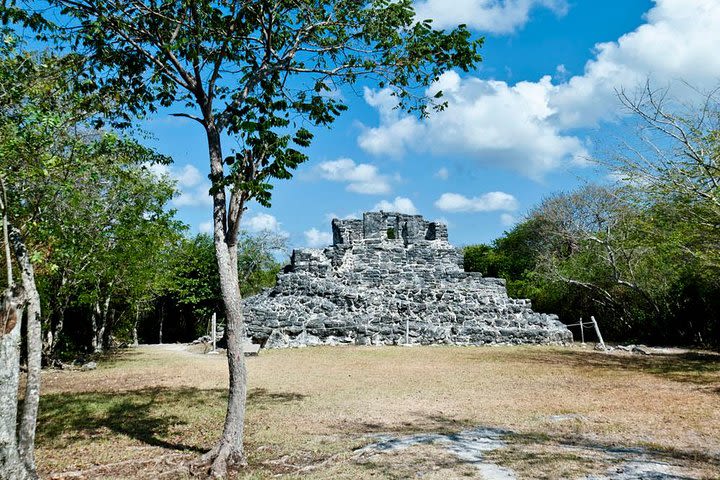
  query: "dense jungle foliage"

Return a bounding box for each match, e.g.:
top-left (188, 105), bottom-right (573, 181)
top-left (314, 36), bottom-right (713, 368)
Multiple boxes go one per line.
top-left (464, 87), bottom-right (720, 348)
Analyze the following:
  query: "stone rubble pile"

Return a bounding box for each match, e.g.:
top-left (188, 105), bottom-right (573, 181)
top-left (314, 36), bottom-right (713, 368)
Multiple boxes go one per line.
top-left (243, 212), bottom-right (572, 348)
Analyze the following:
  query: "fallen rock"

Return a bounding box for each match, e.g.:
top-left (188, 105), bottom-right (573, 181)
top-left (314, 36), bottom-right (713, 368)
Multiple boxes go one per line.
top-left (548, 414), bottom-right (587, 423)
top-left (632, 345), bottom-right (651, 355)
top-left (81, 361), bottom-right (97, 371)
top-left (243, 342), bottom-right (261, 356)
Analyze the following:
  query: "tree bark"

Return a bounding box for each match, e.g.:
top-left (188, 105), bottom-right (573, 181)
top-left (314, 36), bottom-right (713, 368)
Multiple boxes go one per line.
top-left (101, 308), bottom-right (115, 351)
top-left (91, 292), bottom-right (112, 353)
top-left (0, 178), bottom-right (32, 479)
top-left (200, 123), bottom-right (248, 479)
top-left (43, 279), bottom-right (69, 361)
top-left (42, 307), bottom-right (65, 362)
top-left (41, 274), bottom-right (70, 365)
top-left (132, 304), bottom-right (140, 346)
top-left (9, 228), bottom-right (42, 473)
top-left (0, 288), bottom-right (32, 480)
top-left (91, 301), bottom-right (101, 353)
top-left (158, 303), bottom-right (164, 345)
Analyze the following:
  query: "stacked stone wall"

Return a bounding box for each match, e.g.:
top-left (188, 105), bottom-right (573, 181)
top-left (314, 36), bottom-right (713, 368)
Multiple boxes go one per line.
top-left (244, 212), bottom-right (572, 348)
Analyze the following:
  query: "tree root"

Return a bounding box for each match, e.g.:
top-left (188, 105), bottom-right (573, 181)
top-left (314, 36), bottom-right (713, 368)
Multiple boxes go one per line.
top-left (49, 453), bottom-right (192, 479)
top-left (191, 442), bottom-right (246, 479)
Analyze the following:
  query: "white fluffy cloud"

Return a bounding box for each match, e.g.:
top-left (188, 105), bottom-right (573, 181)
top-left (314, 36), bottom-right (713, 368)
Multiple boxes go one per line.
top-left (552, 0), bottom-right (720, 128)
top-left (147, 163), bottom-right (212, 208)
top-left (315, 158), bottom-right (392, 195)
top-left (198, 221), bottom-right (212, 234)
top-left (414, 0), bottom-right (568, 34)
top-left (173, 185), bottom-right (213, 207)
top-left (245, 213), bottom-right (282, 233)
top-left (360, 0), bottom-right (720, 179)
top-left (359, 73), bottom-right (589, 179)
top-left (500, 213), bottom-right (517, 226)
top-left (304, 228), bottom-right (333, 248)
top-left (325, 212), bottom-right (360, 222)
top-left (374, 197), bottom-right (418, 215)
top-left (435, 192), bottom-right (518, 212)
top-left (174, 164), bottom-right (203, 188)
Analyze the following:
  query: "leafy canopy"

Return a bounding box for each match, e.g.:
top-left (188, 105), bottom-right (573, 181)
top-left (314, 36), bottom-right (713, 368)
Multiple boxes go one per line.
top-left (6, 0), bottom-right (483, 218)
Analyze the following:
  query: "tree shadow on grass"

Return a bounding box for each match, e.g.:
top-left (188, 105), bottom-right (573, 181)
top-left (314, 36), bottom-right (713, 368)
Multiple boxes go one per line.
top-left (502, 429), bottom-right (720, 472)
top-left (38, 386), bottom-right (308, 454)
top-left (65, 347), bottom-right (147, 367)
top-left (524, 349), bottom-right (720, 391)
top-left (247, 388), bottom-right (307, 404)
top-left (338, 412), bottom-right (475, 437)
top-left (38, 387), bottom-right (220, 453)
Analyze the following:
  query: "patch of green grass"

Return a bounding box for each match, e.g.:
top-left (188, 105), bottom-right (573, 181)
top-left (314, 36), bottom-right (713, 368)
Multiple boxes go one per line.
top-left (38, 387), bottom-right (226, 451)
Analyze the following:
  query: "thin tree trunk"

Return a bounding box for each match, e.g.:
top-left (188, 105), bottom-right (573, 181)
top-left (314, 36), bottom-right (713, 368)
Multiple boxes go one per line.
top-left (102, 308), bottom-right (115, 350)
top-left (200, 123), bottom-right (248, 479)
top-left (159, 303), bottom-right (164, 344)
top-left (0, 178), bottom-right (33, 479)
top-left (49, 307), bottom-right (65, 360)
top-left (43, 278), bottom-right (69, 361)
top-left (9, 228), bottom-right (42, 473)
top-left (0, 288), bottom-right (32, 480)
top-left (92, 291), bottom-right (112, 353)
top-left (42, 319), bottom-right (53, 360)
top-left (207, 241), bottom-right (247, 474)
top-left (132, 304), bottom-right (139, 346)
top-left (0, 177), bottom-right (31, 479)
top-left (91, 301), bottom-right (101, 353)
top-left (42, 311), bottom-right (64, 362)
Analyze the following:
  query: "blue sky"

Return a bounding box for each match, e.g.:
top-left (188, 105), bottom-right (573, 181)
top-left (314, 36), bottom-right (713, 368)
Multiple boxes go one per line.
top-left (143, 0), bottom-right (720, 252)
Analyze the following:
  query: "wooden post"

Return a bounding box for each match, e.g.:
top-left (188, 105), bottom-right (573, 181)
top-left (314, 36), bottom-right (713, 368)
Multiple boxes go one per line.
top-left (580, 317), bottom-right (585, 345)
top-left (591, 316), bottom-right (606, 350)
top-left (159, 303), bottom-right (163, 344)
top-left (212, 312), bottom-right (217, 351)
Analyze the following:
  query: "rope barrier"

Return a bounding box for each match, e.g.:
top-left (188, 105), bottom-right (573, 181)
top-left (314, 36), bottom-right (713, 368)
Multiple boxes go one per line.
top-left (565, 321), bottom-right (593, 328)
top-left (566, 317), bottom-right (606, 349)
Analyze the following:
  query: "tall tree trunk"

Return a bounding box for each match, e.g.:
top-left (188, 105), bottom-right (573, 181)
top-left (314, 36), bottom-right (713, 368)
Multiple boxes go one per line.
top-left (43, 278), bottom-right (68, 361)
top-left (102, 308), bottom-right (115, 351)
top-left (91, 292), bottom-right (111, 353)
top-left (200, 123), bottom-right (248, 479)
top-left (132, 304), bottom-right (140, 346)
top-left (0, 179), bottom-right (34, 478)
top-left (0, 288), bottom-right (32, 480)
top-left (9, 228), bottom-right (42, 473)
top-left (42, 319), bottom-right (53, 360)
top-left (158, 303), bottom-right (164, 344)
top-left (91, 301), bottom-right (101, 353)
top-left (44, 307), bottom-right (65, 362)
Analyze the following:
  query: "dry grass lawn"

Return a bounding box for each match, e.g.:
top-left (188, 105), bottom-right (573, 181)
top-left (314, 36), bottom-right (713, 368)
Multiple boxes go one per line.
top-left (35, 344), bottom-right (720, 479)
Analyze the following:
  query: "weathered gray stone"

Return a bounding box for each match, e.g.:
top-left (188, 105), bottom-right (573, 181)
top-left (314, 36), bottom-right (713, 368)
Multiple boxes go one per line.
top-left (81, 361), bottom-right (97, 371)
top-left (244, 212), bottom-right (572, 348)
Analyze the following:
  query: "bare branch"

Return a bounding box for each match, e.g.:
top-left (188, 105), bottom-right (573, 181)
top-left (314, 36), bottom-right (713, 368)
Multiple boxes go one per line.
top-left (169, 112), bottom-right (204, 124)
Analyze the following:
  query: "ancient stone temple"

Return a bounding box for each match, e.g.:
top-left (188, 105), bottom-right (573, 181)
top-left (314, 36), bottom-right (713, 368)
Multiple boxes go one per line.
top-left (244, 212), bottom-right (572, 348)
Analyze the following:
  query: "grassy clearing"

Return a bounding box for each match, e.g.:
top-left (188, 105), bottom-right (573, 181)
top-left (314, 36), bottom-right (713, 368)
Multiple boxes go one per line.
top-left (36, 344), bottom-right (720, 479)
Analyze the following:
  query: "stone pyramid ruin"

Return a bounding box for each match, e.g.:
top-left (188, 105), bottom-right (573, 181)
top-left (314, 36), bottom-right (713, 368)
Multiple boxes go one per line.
top-left (244, 212), bottom-right (572, 348)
